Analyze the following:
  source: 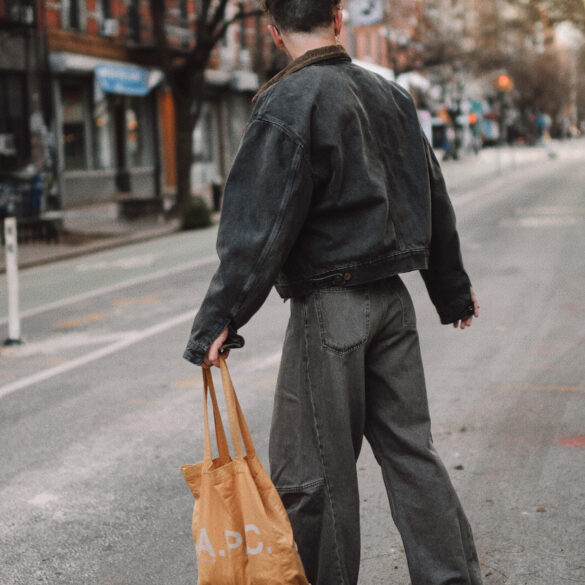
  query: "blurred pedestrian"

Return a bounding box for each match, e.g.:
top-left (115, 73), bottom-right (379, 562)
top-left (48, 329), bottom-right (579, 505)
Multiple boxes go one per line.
top-left (443, 116), bottom-right (459, 160)
top-left (184, 1), bottom-right (482, 584)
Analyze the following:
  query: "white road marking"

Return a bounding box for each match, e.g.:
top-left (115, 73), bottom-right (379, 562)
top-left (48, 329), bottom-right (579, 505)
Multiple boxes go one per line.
top-left (0, 255), bottom-right (217, 326)
top-left (29, 493), bottom-right (60, 507)
top-left (76, 253), bottom-right (158, 272)
top-left (0, 332), bottom-right (130, 357)
top-left (502, 216), bottom-right (580, 228)
top-left (0, 309), bottom-right (196, 400)
top-left (516, 206), bottom-right (585, 216)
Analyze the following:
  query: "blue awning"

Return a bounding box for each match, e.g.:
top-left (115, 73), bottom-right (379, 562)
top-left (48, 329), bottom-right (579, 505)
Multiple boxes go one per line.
top-left (95, 64), bottom-right (152, 96)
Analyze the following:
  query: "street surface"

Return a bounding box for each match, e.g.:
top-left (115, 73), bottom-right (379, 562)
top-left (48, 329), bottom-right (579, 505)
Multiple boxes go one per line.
top-left (1, 141), bottom-right (584, 585)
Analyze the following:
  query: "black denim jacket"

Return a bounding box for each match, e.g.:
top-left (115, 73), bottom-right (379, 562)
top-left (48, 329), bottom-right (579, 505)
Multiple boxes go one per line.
top-left (183, 46), bottom-right (473, 365)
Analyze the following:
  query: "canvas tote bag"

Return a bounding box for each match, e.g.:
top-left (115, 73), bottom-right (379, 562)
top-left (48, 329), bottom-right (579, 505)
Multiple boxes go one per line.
top-left (181, 357), bottom-right (310, 585)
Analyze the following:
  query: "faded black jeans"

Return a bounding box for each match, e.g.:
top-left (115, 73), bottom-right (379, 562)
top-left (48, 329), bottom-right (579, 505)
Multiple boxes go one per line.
top-left (269, 276), bottom-right (482, 585)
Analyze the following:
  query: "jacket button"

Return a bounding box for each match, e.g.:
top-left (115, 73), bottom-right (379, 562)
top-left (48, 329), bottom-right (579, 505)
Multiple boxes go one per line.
top-left (333, 275), bottom-right (343, 284)
top-left (343, 272), bottom-right (352, 281)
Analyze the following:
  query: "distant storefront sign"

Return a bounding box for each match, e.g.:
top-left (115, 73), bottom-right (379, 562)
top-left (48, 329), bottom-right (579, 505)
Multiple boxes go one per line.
top-left (95, 65), bottom-right (151, 96)
top-left (349, 0), bottom-right (384, 26)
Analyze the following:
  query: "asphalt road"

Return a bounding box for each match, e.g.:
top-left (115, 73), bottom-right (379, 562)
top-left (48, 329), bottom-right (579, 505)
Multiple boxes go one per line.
top-left (1, 142), bottom-right (584, 585)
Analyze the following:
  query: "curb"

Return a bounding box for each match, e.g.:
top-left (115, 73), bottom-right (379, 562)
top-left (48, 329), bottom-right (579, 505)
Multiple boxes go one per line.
top-left (0, 223), bottom-right (181, 274)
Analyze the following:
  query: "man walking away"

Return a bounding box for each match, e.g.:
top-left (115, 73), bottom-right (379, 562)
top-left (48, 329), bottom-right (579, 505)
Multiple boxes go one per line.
top-left (183, 1), bottom-right (482, 584)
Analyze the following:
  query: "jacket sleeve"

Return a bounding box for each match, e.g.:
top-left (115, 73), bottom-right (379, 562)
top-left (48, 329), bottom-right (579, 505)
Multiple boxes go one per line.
top-left (183, 118), bottom-right (312, 365)
top-left (419, 132), bottom-right (475, 324)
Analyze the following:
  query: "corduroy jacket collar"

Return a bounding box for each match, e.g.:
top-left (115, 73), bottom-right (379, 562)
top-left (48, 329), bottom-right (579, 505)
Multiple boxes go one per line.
top-left (252, 44), bottom-right (351, 104)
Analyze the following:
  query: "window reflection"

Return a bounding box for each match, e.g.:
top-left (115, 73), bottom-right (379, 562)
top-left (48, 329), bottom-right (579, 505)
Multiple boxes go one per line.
top-left (126, 97), bottom-right (153, 168)
top-left (62, 85), bottom-right (86, 170)
top-left (93, 98), bottom-right (113, 169)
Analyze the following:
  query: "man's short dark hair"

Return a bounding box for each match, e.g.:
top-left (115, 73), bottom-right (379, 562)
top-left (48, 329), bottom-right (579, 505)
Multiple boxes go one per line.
top-left (262, 0), bottom-right (341, 32)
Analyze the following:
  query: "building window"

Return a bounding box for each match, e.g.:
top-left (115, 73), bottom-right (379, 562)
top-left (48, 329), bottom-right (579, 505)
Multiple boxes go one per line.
top-left (0, 72), bottom-right (29, 170)
top-left (93, 98), bottom-right (114, 169)
top-left (364, 31), bottom-right (372, 59)
top-left (126, 97), bottom-right (153, 168)
top-left (100, 0), bottom-right (111, 19)
top-left (178, 0), bottom-right (190, 49)
top-left (128, 0), bottom-right (140, 44)
top-left (99, 0), bottom-right (115, 36)
top-left (60, 79), bottom-right (155, 172)
top-left (239, 1), bottom-right (246, 48)
top-left (2, 0), bottom-right (36, 26)
top-left (61, 84), bottom-right (87, 170)
top-left (61, 0), bottom-right (81, 30)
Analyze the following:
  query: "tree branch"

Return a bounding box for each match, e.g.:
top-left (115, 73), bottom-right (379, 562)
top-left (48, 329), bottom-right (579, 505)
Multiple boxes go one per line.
top-left (208, 0), bottom-right (230, 32)
top-left (198, 0), bottom-right (211, 29)
top-left (212, 8), bottom-right (263, 44)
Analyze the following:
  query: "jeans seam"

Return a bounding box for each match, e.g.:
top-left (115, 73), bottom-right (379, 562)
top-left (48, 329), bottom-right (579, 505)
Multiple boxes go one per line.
top-left (303, 298), bottom-right (346, 585)
top-left (275, 478), bottom-right (326, 494)
top-left (395, 278), bottom-right (417, 329)
top-left (396, 287), bottom-right (406, 328)
top-left (388, 283), bottom-right (409, 329)
top-left (364, 428), bottom-right (406, 551)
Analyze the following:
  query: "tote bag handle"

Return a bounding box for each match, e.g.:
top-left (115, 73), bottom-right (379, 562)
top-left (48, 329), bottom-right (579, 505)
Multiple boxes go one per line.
top-left (220, 356), bottom-right (256, 460)
top-left (202, 367), bottom-right (230, 462)
top-left (202, 357), bottom-right (256, 462)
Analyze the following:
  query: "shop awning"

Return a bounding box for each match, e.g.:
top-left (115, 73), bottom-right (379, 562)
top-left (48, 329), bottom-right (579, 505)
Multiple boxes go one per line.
top-left (50, 53), bottom-right (163, 95)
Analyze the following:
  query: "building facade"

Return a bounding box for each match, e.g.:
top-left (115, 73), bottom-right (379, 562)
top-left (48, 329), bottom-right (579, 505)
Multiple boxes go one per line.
top-left (40, 0), bottom-right (274, 209)
top-left (44, 0), bottom-right (170, 207)
top-left (0, 0), bottom-right (52, 215)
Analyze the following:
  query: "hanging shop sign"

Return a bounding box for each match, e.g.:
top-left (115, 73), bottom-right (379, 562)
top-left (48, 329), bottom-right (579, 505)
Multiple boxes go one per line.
top-left (95, 65), bottom-right (151, 96)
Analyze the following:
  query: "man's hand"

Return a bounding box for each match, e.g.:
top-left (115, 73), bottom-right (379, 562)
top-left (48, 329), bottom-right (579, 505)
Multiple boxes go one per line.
top-left (202, 328), bottom-right (230, 368)
top-left (452, 288), bottom-right (479, 330)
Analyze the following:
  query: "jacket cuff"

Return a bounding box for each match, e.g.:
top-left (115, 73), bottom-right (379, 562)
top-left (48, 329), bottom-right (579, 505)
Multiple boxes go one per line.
top-left (182, 326), bottom-right (245, 366)
top-left (437, 287), bottom-right (475, 324)
top-left (223, 325), bottom-right (245, 351)
top-left (183, 344), bottom-right (206, 366)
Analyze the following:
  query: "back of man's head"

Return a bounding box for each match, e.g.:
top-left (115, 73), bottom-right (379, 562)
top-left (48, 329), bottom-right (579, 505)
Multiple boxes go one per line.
top-left (262, 0), bottom-right (341, 32)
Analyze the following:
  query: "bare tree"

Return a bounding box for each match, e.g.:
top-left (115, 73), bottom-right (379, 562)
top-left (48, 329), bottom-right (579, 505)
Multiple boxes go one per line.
top-left (149, 0), bottom-right (262, 212)
top-left (528, 0), bottom-right (585, 32)
top-left (480, 0), bottom-right (584, 128)
top-left (510, 49), bottom-right (571, 113)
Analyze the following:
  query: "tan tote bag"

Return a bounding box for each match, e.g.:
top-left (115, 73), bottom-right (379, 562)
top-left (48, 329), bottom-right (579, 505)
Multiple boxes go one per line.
top-left (181, 357), bottom-right (311, 585)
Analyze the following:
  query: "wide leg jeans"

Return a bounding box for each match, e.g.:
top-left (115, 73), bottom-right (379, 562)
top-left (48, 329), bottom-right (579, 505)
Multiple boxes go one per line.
top-left (269, 276), bottom-right (483, 585)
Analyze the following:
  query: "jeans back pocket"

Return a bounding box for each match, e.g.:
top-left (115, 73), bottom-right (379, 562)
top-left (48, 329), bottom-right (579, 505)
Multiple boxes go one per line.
top-left (315, 288), bottom-right (370, 355)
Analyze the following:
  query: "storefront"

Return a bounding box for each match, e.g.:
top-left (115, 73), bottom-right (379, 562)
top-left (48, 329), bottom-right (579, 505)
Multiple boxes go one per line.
top-left (50, 52), bottom-right (162, 207)
top-left (188, 68), bottom-right (260, 206)
top-left (1, 4), bottom-right (52, 218)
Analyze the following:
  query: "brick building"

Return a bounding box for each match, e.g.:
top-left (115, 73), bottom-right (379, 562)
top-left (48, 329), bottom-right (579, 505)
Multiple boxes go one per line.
top-left (0, 0), bottom-right (51, 215)
top-left (347, 1), bottom-right (430, 75)
top-left (40, 0), bottom-right (275, 209)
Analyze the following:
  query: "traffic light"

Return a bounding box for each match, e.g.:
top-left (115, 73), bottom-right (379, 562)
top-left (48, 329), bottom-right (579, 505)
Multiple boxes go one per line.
top-left (497, 73), bottom-right (513, 92)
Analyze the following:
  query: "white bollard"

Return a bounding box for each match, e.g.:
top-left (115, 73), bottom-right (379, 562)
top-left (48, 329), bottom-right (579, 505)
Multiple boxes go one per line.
top-left (4, 217), bottom-right (22, 345)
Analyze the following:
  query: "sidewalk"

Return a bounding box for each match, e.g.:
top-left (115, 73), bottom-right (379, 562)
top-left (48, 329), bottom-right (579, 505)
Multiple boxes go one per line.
top-left (0, 202), bottom-right (181, 273)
